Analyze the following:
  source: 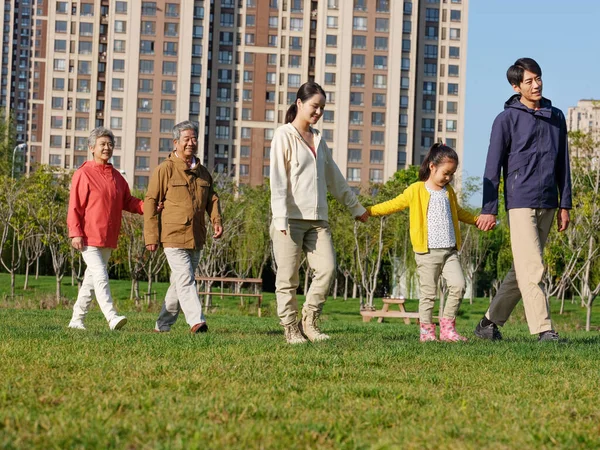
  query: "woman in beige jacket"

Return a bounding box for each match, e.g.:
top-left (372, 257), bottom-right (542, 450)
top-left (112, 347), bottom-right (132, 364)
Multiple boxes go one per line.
top-left (270, 82), bottom-right (368, 344)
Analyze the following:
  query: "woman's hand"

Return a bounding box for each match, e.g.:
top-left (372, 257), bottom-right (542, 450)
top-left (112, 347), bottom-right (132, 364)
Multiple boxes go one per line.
top-left (71, 237), bottom-right (84, 250)
top-left (356, 211), bottom-right (370, 222)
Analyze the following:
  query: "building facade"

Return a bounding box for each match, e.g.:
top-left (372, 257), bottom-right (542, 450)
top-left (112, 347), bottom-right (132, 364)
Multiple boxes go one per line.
top-left (568, 99), bottom-right (600, 139)
top-left (14, 0), bottom-right (468, 190)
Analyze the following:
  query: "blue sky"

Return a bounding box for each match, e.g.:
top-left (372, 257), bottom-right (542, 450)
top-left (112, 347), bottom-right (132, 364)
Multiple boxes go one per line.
top-left (463, 0), bottom-right (600, 204)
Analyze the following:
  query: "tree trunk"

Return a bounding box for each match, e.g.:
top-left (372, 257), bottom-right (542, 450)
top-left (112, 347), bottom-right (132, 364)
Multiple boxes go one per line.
top-left (343, 274), bottom-right (349, 301)
top-left (586, 300), bottom-right (592, 332)
top-left (333, 277), bottom-right (338, 300)
top-left (559, 285), bottom-right (566, 315)
top-left (55, 275), bottom-right (61, 302)
top-left (24, 263), bottom-right (30, 290)
top-left (352, 281), bottom-right (357, 299)
top-left (10, 270), bottom-right (15, 297)
top-left (35, 257), bottom-right (39, 279)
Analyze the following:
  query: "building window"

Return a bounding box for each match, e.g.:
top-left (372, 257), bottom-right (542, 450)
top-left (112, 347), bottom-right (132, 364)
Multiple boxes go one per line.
top-left (424, 45), bottom-right (438, 59)
top-left (348, 130), bottom-right (362, 144)
top-left (165, 3), bottom-right (179, 17)
top-left (159, 138), bottom-right (171, 152)
top-left (374, 37), bottom-right (388, 51)
top-left (135, 156), bottom-right (150, 171)
top-left (139, 60), bottom-right (154, 74)
top-left (425, 8), bottom-right (439, 21)
top-left (77, 79), bottom-right (90, 93)
top-left (349, 111), bottom-right (363, 125)
top-left (447, 101), bottom-right (458, 114)
top-left (142, 2), bottom-right (157, 16)
top-left (162, 80), bottom-right (176, 95)
top-left (353, 17), bottom-right (367, 31)
top-left (350, 92), bottom-right (364, 106)
top-left (402, 39), bottom-right (411, 53)
top-left (449, 46), bottom-right (460, 58)
top-left (112, 78), bottom-right (124, 91)
top-left (79, 23), bottom-right (93, 36)
top-left (354, 0), bottom-right (367, 11)
top-left (326, 16), bottom-right (338, 28)
top-left (110, 117), bottom-right (123, 130)
top-left (49, 154), bottom-right (62, 166)
top-left (288, 74), bottom-right (301, 87)
top-left (55, 21), bottom-right (68, 33)
top-left (138, 79), bottom-right (153, 93)
top-left (352, 35), bottom-right (366, 49)
top-left (373, 55), bottom-right (387, 70)
top-left (370, 150), bottom-right (384, 164)
top-left (138, 98), bottom-right (152, 112)
top-left (446, 120), bottom-right (457, 132)
top-left (163, 42), bottom-right (177, 56)
top-left (370, 169), bottom-right (383, 183)
top-left (241, 128), bottom-right (252, 139)
top-left (290, 18), bottom-right (303, 31)
top-left (54, 40), bottom-right (67, 52)
top-left (348, 149), bottom-right (361, 163)
top-left (375, 18), bottom-right (389, 32)
top-left (53, 59), bottom-right (66, 71)
top-left (350, 49), bottom-right (367, 70)
top-left (114, 40), bottom-right (127, 53)
top-left (114, 20), bottom-right (126, 33)
top-left (265, 110), bottom-right (275, 122)
top-left (165, 22), bottom-right (179, 37)
top-left (78, 41), bottom-right (93, 54)
top-left (424, 63), bottom-right (437, 76)
top-left (50, 116), bottom-right (63, 129)
top-left (141, 21), bottom-right (156, 35)
top-left (373, 75), bottom-right (387, 89)
top-left (56, 2), bottom-right (68, 13)
top-left (134, 176), bottom-right (149, 190)
top-left (326, 35), bottom-right (337, 47)
top-left (163, 61), bottom-right (177, 75)
top-left (115, 1), bottom-right (127, 13)
top-left (324, 73), bottom-right (336, 85)
top-left (137, 118), bottom-right (152, 132)
top-left (371, 131), bottom-right (384, 145)
top-left (325, 54), bottom-right (337, 66)
top-left (351, 73), bottom-right (365, 87)
top-left (448, 83), bottom-right (459, 95)
top-left (323, 111), bottom-right (335, 123)
top-left (450, 10), bottom-right (461, 21)
top-left (241, 108), bottom-right (252, 120)
top-left (75, 117), bottom-right (88, 131)
top-left (52, 97), bottom-right (64, 109)
top-left (76, 99), bottom-right (90, 112)
top-left (347, 168), bottom-right (361, 182)
top-left (422, 118), bottom-right (435, 132)
top-left (448, 65), bottom-right (459, 77)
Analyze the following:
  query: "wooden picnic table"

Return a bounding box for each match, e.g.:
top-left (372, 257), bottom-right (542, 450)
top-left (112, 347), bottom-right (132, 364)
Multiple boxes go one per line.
top-left (360, 297), bottom-right (437, 324)
top-left (195, 276), bottom-right (263, 317)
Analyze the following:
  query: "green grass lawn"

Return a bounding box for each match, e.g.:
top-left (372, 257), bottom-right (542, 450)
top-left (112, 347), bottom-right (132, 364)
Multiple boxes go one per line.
top-left (1, 273), bottom-right (600, 449)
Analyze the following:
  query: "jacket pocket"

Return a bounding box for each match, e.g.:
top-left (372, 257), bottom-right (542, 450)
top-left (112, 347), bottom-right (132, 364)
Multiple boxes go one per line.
top-left (167, 179), bottom-right (189, 204)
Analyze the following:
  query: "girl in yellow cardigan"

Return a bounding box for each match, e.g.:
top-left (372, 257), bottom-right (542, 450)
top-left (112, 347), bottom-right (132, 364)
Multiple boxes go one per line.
top-left (367, 144), bottom-right (482, 342)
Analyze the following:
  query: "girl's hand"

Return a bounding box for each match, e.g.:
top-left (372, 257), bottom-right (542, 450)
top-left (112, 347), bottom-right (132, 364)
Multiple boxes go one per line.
top-left (356, 211), bottom-right (369, 222)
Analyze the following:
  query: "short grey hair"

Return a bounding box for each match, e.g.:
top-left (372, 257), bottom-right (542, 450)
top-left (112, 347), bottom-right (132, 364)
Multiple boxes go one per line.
top-left (88, 127), bottom-right (115, 147)
top-left (172, 120), bottom-right (199, 140)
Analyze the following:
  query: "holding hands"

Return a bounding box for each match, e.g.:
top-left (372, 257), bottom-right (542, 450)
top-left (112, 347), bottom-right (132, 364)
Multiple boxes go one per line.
top-left (476, 214), bottom-right (497, 232)
top-left (356, 210), bottom-right (370, 222)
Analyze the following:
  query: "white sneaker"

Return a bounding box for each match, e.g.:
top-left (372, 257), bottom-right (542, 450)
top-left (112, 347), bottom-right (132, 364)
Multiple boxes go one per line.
top-left (68, 320), bottom-right (86, 330)
top-left (109, 316), bottom-right (127, 330)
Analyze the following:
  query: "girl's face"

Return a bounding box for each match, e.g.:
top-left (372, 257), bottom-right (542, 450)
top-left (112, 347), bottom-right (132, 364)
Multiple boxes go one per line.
top-left (297, 94), bottom-right (326, 125)
top-left (429, 159), bottom-right (457, 189)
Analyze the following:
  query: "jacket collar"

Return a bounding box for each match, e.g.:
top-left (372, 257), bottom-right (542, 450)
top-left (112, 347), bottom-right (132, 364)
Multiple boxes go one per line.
top-left (504, 94), bottom-right (553, 118)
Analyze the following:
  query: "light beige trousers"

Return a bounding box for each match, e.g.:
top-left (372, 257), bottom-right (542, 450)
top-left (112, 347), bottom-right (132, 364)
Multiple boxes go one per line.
top-left (486, 208), bottom-right (555, 334)
top-left (415, 248), bottom-right (466, 324)
top-left (271, 219), bottom-right (336, 326)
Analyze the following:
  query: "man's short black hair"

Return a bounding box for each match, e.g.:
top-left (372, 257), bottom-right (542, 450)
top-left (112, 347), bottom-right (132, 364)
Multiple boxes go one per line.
top-left (506, 58), bottom-right (542, 86)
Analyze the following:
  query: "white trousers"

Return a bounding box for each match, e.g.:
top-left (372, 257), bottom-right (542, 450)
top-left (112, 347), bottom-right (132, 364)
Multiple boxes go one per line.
top-left (71, 246), bottom-right (119, 324)
top-left (155, 248), bottom-right (204, 331)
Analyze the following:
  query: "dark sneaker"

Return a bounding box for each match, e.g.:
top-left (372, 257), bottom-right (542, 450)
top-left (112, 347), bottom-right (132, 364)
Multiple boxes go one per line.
top-left (191, 322), bottom-right (208, 334)
top-left (474, 320), bottom-right (503, 341)
top-left (538, 330), bottom-right (561, 342)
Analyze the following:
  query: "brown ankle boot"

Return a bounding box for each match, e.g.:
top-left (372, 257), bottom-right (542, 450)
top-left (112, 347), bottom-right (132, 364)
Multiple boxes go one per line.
top-left (283, 322), bottom-right (308, 344)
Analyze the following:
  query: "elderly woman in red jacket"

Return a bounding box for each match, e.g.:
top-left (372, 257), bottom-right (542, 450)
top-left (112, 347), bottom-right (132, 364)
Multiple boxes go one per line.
top-left (66, 127), bottom-right (143, 330)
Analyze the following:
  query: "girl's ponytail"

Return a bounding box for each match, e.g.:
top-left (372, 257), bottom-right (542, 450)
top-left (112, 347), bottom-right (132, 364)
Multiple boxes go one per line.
top-left (418, 143), bottom-right (459, 181)
top-left (285, 104), bottom-right (298, 123)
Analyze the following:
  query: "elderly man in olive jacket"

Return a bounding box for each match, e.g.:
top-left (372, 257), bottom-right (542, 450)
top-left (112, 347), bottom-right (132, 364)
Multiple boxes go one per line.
top-left (144, 120), bottom-right (223, 333)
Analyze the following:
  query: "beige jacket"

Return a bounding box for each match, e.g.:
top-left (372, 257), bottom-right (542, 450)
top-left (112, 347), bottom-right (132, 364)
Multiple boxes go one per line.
top-left (144, 152), bottom-right (221, 249)
top-left (270, 123), bottom-right (366, 230)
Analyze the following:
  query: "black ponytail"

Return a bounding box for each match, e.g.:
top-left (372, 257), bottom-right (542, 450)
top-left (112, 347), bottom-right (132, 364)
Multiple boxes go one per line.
top-left (418, 143), bottom-right (459, 181)
top-left (285, 81), bottom-right (327, 123)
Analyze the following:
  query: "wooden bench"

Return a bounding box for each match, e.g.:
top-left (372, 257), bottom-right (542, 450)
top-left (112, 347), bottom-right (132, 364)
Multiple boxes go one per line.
top-left (361, 297), bottom-right (437, 324)
top-left (195, 276), bottom-right (263, 317)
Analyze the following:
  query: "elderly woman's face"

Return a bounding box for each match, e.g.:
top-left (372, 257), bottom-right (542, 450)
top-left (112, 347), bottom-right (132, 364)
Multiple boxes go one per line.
top-left (91, 136), bottom-right (114, 165)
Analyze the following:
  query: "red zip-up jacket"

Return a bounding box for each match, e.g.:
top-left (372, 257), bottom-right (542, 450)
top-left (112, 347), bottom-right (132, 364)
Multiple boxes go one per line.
top-left (67, 161), bottom-right (143, 248)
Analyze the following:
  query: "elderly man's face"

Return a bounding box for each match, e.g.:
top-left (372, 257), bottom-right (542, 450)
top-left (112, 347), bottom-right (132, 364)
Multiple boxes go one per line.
top-left (90, 136), bottom-right (114, 164)
top-left (174, 129), bottom-right (198, 159)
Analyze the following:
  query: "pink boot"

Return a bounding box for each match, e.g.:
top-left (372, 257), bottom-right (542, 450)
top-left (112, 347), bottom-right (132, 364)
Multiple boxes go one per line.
top-left (419, 323), bottom-right (438, 342)
top-left (440, 318), bottom-right (468, 342)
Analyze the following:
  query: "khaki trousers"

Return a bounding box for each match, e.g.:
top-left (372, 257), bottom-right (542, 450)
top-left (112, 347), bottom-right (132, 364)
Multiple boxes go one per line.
top-left (271, 219), bottom-right (336, 326)
top-left (486, 208), bottom-right (555, 334)
top-left (415, 248), bottom-right (465, 324)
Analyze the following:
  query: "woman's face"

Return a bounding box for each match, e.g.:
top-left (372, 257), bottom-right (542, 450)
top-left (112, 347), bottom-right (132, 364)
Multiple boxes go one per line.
top-left (297, 93), bottom-right (326, 125)
top-left (90, 136), bottom-right (114, 165)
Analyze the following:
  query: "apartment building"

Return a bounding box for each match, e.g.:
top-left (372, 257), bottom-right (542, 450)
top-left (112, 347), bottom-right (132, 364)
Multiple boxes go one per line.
top-left (19, 0), bottom-right (468, 190)
top-left (568, 99), bottom-right (600, 139)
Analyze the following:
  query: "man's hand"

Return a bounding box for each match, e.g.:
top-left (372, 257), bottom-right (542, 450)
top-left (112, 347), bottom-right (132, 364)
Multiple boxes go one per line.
top-left (557, 208), bottom-right (570, 232)
top-left (477, 214), bottom-right (497, 231)
top-left (71, 237), bottom-right (84, 250)
top-left (156, 201), bottom-right (164, 213)
top-left (146, 244), bottom-right (158, 252)
top-left (213, 224), bottom-right (224, 239)
top-left (356, 210), bottom-right (370, 223)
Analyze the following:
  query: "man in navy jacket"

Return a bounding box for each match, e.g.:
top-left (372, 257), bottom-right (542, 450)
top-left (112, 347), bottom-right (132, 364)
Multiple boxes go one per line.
top-left (475, 58), bottom-right (572, 342)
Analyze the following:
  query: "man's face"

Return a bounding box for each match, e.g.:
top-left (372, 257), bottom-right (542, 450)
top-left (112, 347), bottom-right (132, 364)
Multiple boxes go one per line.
top-left (513, 69), bottom-right (543, 104)
top-left (90, 136), bottom-right (114, 164)
top-left (174, 129), bottom-right (198, 158)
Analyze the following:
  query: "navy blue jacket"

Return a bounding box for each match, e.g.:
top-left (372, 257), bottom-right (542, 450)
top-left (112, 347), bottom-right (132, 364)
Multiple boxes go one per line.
top-left (481, 95), bottom-right (572, 214)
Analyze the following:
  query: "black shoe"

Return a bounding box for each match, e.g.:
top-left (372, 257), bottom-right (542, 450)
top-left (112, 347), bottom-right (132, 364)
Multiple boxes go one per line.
top-left (538, 330), bottom-right (561, 342)
top-left (191, 322), bottom-right (208, 334)
top-left (474, 320), bottom-right (502, 341)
